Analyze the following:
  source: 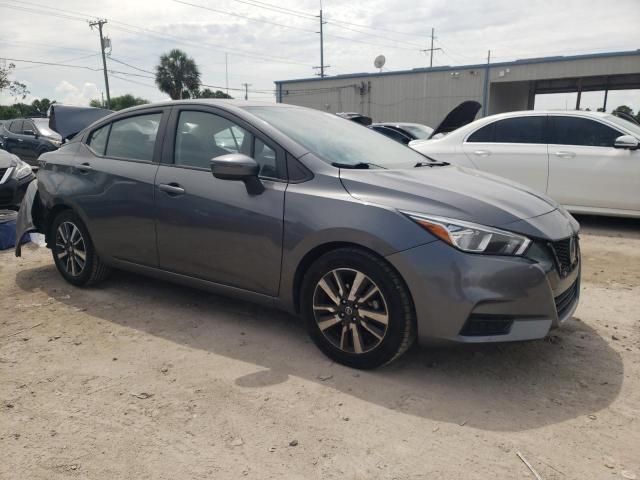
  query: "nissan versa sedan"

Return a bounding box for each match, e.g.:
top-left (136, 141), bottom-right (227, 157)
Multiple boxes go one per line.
top-left (16, 101), bottom-right (581, 369)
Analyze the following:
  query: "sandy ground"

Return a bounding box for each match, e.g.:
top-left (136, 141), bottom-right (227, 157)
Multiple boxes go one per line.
top-left (1, 215), bottom-right (639, 480)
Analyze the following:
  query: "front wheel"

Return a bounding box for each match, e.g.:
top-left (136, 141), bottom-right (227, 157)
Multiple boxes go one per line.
top-left (50, 210), bottom-right (111, 286)
top-left (301, 248), bottom-right (416, 369)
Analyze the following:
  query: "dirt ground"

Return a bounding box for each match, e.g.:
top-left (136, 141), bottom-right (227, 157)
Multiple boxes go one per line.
top-left (1, 215), bottom-right (639, 480)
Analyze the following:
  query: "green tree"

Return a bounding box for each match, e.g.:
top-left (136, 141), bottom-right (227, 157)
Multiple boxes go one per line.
top-left (0, 62), bottom-right (29, 100)
top-left (155, 49), bottom-right (201, 100)
top-left (195, 88), bottom-right (233, 99)
top-left (31, 98), bottom-right (53, 116)
top-left (90, 94), bottom-right (149, 110)
top-left (613, 105), bottom-right (633, 116)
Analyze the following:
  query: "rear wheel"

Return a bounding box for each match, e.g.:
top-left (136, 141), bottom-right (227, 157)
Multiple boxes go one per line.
top-left (301, 248), bottom-right (416, 369)
top-left (50, 210), bottom-right (111, 286)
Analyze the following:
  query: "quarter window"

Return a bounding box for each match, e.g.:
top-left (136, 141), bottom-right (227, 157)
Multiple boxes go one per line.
top-left (87, 124), bottom-right (110, 155)
top-left (105, 113), bottom-right (161, 161)
top-left (550, 116), bottom-right (621, 147)
top-left (468, 116), bottom-right (546, 144)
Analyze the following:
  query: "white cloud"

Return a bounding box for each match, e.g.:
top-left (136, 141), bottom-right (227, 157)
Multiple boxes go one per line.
top-left (54, 80), bottom-right (101, 106)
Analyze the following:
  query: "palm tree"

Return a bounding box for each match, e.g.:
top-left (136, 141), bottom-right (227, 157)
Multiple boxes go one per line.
top-left (155, 49), bottom-right (201, 100)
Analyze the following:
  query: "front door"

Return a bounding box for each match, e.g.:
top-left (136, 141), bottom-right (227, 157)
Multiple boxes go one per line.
top-left (547, 115), bottom-right (640, 212)
top-left (461, 115), bottom-right (549, 193)
top-left (154, 107), bottom-right (286, 296)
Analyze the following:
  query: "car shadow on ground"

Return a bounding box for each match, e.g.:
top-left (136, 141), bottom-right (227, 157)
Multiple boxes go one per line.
top-left (16, 264), bottom-right (623, 433)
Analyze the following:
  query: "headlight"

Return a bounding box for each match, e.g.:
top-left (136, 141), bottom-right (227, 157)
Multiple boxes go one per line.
top-left (14, 161), bottom-right (33, 180)
top-left (404, 212), bottom-right (531, 256)
top-left (48, 138), bottom-right (62, 147)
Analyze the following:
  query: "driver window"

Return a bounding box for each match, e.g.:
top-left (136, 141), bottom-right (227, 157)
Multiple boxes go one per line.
top-left (175, 111), bottom-right (251, 169)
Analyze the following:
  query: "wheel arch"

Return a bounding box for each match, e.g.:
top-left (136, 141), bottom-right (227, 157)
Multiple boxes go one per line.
top-left (291, 241), bottom-right (415, 316)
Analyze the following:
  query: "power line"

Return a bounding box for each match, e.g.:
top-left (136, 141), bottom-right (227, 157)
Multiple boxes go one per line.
top-left (172, 0), bottom-right (424, 52)
top-left (0, 1), bottom-right (315, 68)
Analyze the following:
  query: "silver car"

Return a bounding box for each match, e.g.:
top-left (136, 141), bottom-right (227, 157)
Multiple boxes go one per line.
top-left (16, 101), bottom-right (581, 369)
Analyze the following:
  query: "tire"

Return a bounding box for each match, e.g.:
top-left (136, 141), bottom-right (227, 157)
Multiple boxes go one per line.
top-left (50, 210), bottom-right (111, 286)
top-left (301, 248), bottom-right (416, 369)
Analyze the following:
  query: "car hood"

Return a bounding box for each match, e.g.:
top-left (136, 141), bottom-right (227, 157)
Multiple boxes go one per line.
top-left (429, 100), bottom-right (481, 138)
top-left (339, 165), bottom-right (559, 233)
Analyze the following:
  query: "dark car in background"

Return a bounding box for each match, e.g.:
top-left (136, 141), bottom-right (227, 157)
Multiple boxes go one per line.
top-left (1, 117), bottom-right (62, 165)
top-left (16, 100), bottom-right (580, 369)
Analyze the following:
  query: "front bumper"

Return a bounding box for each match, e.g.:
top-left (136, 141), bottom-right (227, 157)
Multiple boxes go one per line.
top-left (386, 235), bottom-right (580, 346)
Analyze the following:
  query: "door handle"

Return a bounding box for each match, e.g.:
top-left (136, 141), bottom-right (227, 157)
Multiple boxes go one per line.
top-left (553, 151), bottom-right (576, 159)
top-left (76, 162), bottom-right (93, 173)
top-left (17, 138), bottom-right (24, 142)
top-left (158, 183), bottom-right (185, 196)
top-left (473, 149), bottom-right (491, 157)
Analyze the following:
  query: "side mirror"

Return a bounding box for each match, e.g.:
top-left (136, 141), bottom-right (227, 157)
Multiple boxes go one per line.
top-left (210, 153), bottom-right (264, 195)
top-left (614, 135), bottom-right (639, 150)
top-left (22, 129), bottom-right (36, 137)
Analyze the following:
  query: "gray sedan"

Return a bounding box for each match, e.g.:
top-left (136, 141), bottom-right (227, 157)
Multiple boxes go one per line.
top-left (16, 101), bottom-right (580, 369)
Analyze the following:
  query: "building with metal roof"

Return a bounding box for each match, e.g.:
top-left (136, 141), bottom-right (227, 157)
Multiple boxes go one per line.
top-left (274, 50), bottom-right (640, 127)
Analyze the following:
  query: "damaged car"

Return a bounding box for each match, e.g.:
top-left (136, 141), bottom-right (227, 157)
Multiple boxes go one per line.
top-left (16, 100), bottom-right (580, 369)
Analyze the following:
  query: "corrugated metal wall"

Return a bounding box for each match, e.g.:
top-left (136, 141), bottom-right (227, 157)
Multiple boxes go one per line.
top-left (277, 52), bottom-right (640, 128)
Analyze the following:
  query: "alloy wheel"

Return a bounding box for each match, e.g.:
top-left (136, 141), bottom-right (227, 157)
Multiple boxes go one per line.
top-left (55, 221), bottom-right (87, 277)
top-left (312, 268), bottom-right (389, 354)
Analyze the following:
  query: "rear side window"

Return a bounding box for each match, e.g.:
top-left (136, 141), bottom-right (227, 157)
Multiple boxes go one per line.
top-left (468, 116), bottom-right (546, 144)
top-left (87, 124), bottom-right (110, 155)
top-left (550, 116), bottom-right (621, 147)
top-left (105, 113), bottom-right (162, 161)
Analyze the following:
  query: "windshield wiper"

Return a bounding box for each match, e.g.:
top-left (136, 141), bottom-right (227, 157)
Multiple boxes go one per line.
top-left (414, 160), bottom-right (449, 168)
top-left (332, 162), bottom-right (387, 169)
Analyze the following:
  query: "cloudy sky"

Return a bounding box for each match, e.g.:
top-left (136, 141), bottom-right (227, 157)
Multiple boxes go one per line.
top-left (1, 0), bottom-right (639, 111)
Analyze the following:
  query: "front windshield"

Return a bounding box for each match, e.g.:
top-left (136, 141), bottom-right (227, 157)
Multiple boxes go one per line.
top-left (33, 118), bottom-right (61, 138)
top-left (402, 124), bottom-right (433, 139)
top-left (246, 106), bottom-right (430, 168)
top-left (606, 114), bottom-right (640, 138)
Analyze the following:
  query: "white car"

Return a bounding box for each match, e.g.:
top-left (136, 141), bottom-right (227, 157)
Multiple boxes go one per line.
top-left (410, 110), bottom-right (640, 218)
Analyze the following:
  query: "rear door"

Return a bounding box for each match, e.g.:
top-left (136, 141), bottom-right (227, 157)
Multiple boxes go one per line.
top-left (461, 115), bottom-right (549, 193)
top-left (154, 105), bottom-right (286, 296)
top-left (72, 108), bottom-right (169, 266)
top-left (547, 115), bottom-right (640, 211)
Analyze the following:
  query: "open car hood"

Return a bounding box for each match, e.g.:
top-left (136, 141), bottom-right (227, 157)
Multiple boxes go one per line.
top-left (429, 100), bottom-right (481, 138)
top-left (49, 105), bottom-right (113, 140)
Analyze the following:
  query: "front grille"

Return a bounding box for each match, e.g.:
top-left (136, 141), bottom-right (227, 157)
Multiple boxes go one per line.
top-left (549, 236), bottom-right (579, 277)
top-left (459, 315), bottom-right (513, 337)
top-left (554, 280), bottom-right (579, 319)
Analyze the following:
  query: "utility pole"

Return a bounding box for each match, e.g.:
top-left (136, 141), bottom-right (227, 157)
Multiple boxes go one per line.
top-left (89, 19), bottom-right (111, 110)
top-left (225, 53), bottom-right (229, 96)
top-left (313, 9), bottom-right (329, 78)
top-left (420, 28), bottom-right (442, 68)
top-left (242, 83), bottom-right (251, 100)
top-left (482, 50), bottom-right (491, 117)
